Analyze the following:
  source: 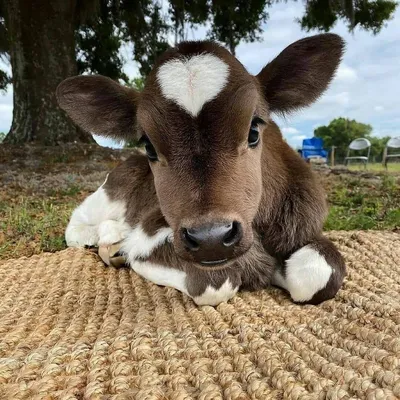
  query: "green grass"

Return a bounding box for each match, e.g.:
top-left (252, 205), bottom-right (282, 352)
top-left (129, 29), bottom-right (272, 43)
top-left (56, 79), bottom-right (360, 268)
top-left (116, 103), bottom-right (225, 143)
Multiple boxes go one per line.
top-left (345, 162), bottom-right (400, 173)
top-left (324, 174), bottom-right (400, 230)
top-left (48, 184), bottom-right (82, 197)
top-left (0, 195), bottom-right (79, 259)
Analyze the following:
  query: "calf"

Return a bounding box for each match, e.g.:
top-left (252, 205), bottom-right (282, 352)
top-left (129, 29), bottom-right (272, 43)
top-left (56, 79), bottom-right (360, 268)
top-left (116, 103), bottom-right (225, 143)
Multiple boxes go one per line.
top-left (57, 34), bottom-right (346, 306)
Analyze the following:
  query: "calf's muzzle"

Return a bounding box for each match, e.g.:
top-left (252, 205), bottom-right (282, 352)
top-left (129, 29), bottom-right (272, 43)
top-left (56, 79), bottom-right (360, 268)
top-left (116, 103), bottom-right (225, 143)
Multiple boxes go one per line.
top-left (180, 221), bottom-right (243, 266)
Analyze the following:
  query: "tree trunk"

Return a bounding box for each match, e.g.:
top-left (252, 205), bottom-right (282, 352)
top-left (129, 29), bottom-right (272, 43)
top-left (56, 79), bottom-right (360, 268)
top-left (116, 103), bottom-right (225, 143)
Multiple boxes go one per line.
top-left (3, 0), bottom-right (94, 145)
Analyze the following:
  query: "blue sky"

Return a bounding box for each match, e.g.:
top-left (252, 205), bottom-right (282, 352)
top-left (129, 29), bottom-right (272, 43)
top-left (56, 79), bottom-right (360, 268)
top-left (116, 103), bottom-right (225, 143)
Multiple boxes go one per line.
top-left (1, 2), bottom-right (399, 149)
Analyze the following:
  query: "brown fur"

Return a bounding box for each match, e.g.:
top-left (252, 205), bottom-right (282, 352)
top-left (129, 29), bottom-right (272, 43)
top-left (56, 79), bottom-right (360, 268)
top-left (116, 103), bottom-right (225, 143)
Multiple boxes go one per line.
top-left (103, 150), bottom-right (155, 227)
top-left (57, 34), bottom-right (346, 304)
top-left (257, 34), bottom-right (345, 113)
top-left (56, 75), bottom-right (139, 141)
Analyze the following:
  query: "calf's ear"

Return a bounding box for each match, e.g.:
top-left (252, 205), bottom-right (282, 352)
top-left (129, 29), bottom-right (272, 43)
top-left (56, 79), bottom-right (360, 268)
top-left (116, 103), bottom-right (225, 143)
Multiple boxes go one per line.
top-left (257, 33), bottom-right (344, 114)
top-left (56, 75), bottom-right (139, 141)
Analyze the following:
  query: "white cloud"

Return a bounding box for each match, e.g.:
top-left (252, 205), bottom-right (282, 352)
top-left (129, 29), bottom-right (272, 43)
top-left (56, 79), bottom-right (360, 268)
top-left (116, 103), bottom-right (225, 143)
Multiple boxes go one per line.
top-left (92, 135), bottom-right (123, 149)
top-left (374, 105), bottom-right (384, 112)
top-left (320, 91), bottom-right (350, 107)
top-left (286, 134), bottom-right (308, 148)
top-left (0, 86), bottom-right (13, 133)
top-left (374, 129), bottom-right (400, 138)
top-left (281, 127), bottom-right (300, 135)
top-left (120, 42), bottom-right (140, 78)
top-left (336, 64), bottom-right (358, 82)
top-left (0, 104), bottom-right (12, 112)
top-left (270, 6), bottom-right (300, 22)
top-left (0, 59), bottom-right (11, 75)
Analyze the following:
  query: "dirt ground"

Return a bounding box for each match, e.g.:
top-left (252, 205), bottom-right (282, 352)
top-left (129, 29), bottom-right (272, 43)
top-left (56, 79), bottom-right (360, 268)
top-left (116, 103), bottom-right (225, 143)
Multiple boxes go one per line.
top-left (1, 144), bottom-right (399, 260)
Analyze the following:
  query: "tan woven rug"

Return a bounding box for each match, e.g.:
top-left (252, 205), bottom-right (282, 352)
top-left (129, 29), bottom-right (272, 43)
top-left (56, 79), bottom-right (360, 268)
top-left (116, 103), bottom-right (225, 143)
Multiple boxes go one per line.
top-left (0, 231), bottom-right (399, 400)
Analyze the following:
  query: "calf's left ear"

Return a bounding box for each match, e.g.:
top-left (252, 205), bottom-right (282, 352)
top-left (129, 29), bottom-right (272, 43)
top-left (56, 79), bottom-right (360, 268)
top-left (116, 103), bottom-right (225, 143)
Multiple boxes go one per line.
top-left (257, 33), bottom-right (344, 114)
top-left (56, 75), bottom-right (139, 141)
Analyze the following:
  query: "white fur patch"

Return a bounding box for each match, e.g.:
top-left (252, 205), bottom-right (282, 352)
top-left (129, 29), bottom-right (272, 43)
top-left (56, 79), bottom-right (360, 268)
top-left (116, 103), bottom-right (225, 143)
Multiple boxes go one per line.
top-left (66, 186), bottom-right (127, 247)
top-left (157, 53), bottom-right (229, 117)
top-left (193, 279), bottom-right (238, 306)
top-left (121, 224), bottom-right (173, 262)
top-left (129, 261), bottom-right (188, 295)
top-left (98, 220), bottom-right (132, 246)
top-left (65, 224), bottom-right (100, 247)
top-left (122, 225), bottom-right (188, 297)
top-left (273, 246), bottom-right (333, 302)
top-left (271, 269), bottom-right (288, 291)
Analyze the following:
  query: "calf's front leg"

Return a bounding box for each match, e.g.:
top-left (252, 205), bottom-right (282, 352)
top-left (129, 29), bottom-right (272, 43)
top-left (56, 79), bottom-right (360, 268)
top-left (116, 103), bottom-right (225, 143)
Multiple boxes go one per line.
top-left (65, 175), bottom-right (131, 247)
top-left (272, 236), bottom-right (346, 304)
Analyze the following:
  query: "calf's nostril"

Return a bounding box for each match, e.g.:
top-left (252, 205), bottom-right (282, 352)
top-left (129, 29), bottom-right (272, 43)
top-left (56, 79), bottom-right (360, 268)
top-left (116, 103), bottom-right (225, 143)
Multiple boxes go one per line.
top-left (223, 221), bottom-right (242, 247)
top-left (182, 228), bottom-right (200, 251)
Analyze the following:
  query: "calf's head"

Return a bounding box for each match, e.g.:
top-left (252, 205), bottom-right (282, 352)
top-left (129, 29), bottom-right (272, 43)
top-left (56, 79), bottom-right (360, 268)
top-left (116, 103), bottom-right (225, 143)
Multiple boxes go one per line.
top-left (57, 34), bottom-right (343, 267)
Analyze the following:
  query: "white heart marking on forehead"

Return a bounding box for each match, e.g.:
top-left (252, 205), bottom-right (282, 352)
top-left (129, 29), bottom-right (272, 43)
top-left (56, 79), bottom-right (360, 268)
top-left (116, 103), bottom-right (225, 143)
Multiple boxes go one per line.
top-left (157, 53), bottom-right (229, 117)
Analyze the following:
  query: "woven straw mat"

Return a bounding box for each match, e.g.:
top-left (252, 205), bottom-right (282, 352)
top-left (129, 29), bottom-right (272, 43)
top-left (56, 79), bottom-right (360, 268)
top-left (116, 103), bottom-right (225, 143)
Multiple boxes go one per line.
top-left (0, 231), bottom-right (399, 400)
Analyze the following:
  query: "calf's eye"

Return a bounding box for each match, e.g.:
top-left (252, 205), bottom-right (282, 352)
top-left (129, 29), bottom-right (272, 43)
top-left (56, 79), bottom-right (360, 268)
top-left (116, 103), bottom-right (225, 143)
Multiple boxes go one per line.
top-left (248, 125), bottom-right (260, 148)
top-left (140, 135), bottom-right (159, 162)
top-left (248, 117), bottom-right (264, 148)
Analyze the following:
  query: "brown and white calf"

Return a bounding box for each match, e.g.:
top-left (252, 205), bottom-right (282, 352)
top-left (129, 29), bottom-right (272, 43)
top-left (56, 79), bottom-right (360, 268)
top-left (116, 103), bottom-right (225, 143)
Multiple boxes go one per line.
top-left (57, 34), bottom-right (346, 306)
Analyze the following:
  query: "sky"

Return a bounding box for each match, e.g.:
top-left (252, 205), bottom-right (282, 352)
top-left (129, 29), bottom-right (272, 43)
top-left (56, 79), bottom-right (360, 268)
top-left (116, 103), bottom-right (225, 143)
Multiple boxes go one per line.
top-left (1, 2), bottom-right (399, 149)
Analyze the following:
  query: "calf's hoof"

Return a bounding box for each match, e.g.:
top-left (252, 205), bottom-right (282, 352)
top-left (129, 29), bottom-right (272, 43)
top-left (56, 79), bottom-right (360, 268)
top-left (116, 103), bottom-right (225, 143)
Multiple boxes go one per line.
top-left (98, 242), bottom-right (127, 268)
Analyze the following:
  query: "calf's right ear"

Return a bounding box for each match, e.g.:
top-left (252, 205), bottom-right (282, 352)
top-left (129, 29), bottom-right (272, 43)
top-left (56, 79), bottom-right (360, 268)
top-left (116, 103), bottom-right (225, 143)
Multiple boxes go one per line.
top-left (56, 75), bottom-right (139, 141)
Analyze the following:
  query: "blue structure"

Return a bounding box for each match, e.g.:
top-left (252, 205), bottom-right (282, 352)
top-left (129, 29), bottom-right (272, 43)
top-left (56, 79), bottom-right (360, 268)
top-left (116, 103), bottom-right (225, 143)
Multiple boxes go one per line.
top-left (299, 137), bottom-right (328, 162)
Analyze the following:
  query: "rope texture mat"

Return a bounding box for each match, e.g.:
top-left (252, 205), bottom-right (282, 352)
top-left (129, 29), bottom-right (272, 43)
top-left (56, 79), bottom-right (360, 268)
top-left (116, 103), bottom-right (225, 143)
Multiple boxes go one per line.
top-left (0, 231), bottom-right (399, 400)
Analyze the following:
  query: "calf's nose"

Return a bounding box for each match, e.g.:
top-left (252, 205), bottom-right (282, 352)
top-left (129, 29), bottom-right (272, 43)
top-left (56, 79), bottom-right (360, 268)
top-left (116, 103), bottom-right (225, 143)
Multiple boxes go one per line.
top-left (181, 221), bottom-right (242, 265)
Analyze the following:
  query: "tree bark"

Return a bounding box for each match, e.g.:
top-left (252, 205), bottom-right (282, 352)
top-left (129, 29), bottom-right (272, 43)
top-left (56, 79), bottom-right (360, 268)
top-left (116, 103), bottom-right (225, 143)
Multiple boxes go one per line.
top-left (3, 0), bottom-right (94, 145)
